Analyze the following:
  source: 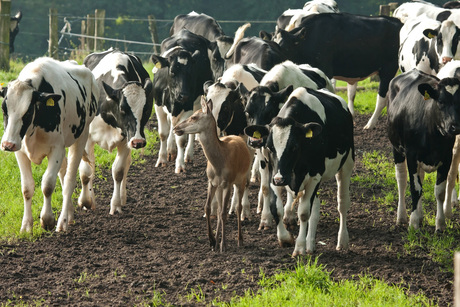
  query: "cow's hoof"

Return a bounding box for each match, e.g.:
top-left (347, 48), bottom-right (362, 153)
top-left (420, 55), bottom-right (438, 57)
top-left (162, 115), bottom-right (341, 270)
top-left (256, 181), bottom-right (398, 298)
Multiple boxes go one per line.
top-left (40, 215), bottom-right (56, 231)
top-left (175, 167), bottom-right (186, 174)
top-left (278, 238), bottom-right (295, 248)
top-left (78, 200), bottom-right (95, 211)
top-left (167, 153), bottom-right (177, 162)
top-left (155, 161), bottom-right (167, 167)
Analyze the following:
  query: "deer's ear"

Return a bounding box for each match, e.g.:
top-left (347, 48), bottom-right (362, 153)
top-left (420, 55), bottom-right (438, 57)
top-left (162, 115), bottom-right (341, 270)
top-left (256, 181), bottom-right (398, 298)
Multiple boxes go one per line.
top-left (201, 95), bottom-right (208, 113)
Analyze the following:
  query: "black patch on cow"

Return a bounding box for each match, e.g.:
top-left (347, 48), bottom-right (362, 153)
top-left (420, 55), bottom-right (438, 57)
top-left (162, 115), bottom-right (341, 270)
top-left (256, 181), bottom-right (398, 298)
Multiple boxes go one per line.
top-left (436, 10), bottom-right (452, 22)
top-left (299, 68), bottom-right (328, 89)
top-left (67, 72), bottom-right (87, 102)
top-left (71, 98), bottom-right (86, 139)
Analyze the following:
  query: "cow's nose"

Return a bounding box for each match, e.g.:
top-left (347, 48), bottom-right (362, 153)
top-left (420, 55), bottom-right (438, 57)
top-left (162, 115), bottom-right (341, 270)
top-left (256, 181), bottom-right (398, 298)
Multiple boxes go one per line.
top-left (1, 141), bottom-right (17, 152)
top-left (449, 124), bottom-right (460, 135)
top-left (273, 174), bottom-right (286, 186)
top-left (178, 93), bottom-right (189, 103)
top-left (443, 57), bottom-right (453, 64)
top-left (130, 138), bottom-right (146, 149)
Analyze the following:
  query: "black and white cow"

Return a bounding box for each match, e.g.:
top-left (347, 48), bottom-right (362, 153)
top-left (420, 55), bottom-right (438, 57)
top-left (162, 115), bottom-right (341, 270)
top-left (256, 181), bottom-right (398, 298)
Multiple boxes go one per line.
top-left (0, 57), bottom-right (98, 232)
top-left (78, 49), bottom-right (153, 215)
top-left (437, 60), bottom-right (460, 220)
top-left (274, 13), bottom-right (402, 129)
top-left (393, 1), bottom-right (446, 23)
top-left (244, 60), bottom-right (333, 230)
top-left (246, 86), bottom-right (354, 255)
top-left (387, 69), bottom-right (460, 231)
top-left (225, 36), bottom-right (287, 71)
top-left (9, 11), bottom-right (22, 53)
top-left (219, 63), bottom-right (267, 91)
top-left (444, 1), bottom-right (460, 9)
top-left (151, 29), bottom-right (214, 173)
top-left (399, 16), bottom-right (460, 75)
top-left (169, 11), bottom-right (233, 80)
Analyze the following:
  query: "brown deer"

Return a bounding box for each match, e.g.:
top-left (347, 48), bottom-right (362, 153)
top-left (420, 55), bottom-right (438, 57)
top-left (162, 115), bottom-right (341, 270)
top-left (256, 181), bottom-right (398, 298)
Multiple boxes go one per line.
top-left (174, 96), bottom-right (251, 252)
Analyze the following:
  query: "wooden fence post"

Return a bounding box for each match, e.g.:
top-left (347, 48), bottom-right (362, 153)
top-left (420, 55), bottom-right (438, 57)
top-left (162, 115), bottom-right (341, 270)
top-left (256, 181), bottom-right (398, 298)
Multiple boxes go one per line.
top-left (455, 252), bottom-right (460, 307)
top-left (86, 13), bottom-right (95, 52)
top-left (80, 20), bottom-right (86, 51)
top-left (94, 9), bottom-right (105, 51)
top-left (48, 8), bottom-right (58, 59)
top-left (0, 0), bottom-right (11, 71)
top-left (148, 15), bottom-right (159, 54)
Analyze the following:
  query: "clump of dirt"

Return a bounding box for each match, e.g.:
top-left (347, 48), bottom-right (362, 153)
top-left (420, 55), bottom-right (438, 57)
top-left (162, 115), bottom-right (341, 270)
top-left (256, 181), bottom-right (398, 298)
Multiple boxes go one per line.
top-left (0, 113), bottom-right (454, 306)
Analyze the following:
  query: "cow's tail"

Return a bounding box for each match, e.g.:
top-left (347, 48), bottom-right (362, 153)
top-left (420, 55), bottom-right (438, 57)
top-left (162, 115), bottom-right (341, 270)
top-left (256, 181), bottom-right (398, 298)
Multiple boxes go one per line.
top-left (224, 22), bottom-right (251, 60)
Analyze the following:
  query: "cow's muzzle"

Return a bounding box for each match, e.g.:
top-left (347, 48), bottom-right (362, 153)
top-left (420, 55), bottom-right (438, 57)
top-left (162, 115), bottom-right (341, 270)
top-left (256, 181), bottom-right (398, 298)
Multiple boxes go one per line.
top-left (273, 174), bottom-right (287, 186)
top-left (130, 138), bottom-right (146, 149)
top-left (1, 141), bottom-right (18, 152)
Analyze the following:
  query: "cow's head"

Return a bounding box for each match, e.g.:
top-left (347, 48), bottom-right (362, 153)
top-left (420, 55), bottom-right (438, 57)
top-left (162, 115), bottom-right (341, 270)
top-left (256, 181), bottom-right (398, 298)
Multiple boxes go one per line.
top-left (151, 47), bottom-right (202, 125)
top-left (418, 77), bottom-right (460, 136)
top-left (0, 79), bottom-right (61, 152)
top-left (273, 26), bottom-right (306, 48)
top-left (203, 80), bottom-right (248, 135)
top-left (100, 79), bottom-right (153, 149)
top-left (244, 84), bottom-right (293, 127)
top-left (266, 116), bottom-right (322, 188)
top-left (423, 20), bottom-right (460, 65)
top-left (208, 36), bottom-right (232, 80)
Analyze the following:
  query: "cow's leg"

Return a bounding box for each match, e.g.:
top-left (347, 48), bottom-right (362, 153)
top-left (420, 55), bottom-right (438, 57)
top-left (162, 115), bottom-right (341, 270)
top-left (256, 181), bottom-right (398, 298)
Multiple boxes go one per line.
top-left (293, 180), bottom-right (320, 256)
top-left (435, 162), bottom-right (450, 231)
top-left (306, 196), bottom-right (320, 254)
top-left (407, 157), bottom-right (424, 230)
top-left (154, 105), bottom-right (170, 167)
top-left (364, 93), bottom-right (387, 129)
top-left (174, 132), bottom-right (187, 173)
top-left (58, 156), bottom-right (67, 189)
top-left (283, 191), bottom-right (297, 230)
top-left (444, 137), bottom-right (460, 219)
top-left (259, 152), bottom-right (274, 230)
top-left (41, 148), bottom-right (66, 231)
top-left (394, 149), bottom-right (408, 225)
top-left (251, 154), bottom-right (260, 183)
top-left (335, 154), bottom-right (353, 251)
top-left (57, 135), bottom-right (88, 232)
top-left (78, 141), bottom-right (96, 210)
top-left (184, 133), bottom-right (195, 164)
top-left (271, 184), bottom-right (294, 247)
top-left (110, 143), bottom-right (131, 215)
top-left (15, 151), bottom-right (35, 233)
top-left (167, 114), bottom-right (177, 162)
top-left (346, 82), bottom-right (357, 117)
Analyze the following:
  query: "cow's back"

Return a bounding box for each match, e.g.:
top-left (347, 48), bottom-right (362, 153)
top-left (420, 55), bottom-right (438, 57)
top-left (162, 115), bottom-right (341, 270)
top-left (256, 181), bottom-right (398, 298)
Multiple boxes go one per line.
top-left (170, 12), bottom-right (224, 42)
top-left (232, 37), bottom-right (287, 70)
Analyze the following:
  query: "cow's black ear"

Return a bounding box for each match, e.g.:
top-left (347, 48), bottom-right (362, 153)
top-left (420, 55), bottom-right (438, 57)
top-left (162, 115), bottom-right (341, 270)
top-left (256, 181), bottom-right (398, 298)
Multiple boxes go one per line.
top-left (275, 85), bottom-right (293, 102)
top-left (151, 55), bottom-right (169, 73)
top-left (143, 78), bottom-right (153, 96)
top-left (0, 86), bottom-right (7, 98)
top-left (259, 31), bottom-right (272, 41)
top-left (203, 80), bottom-right (214, 95)
top-left (102, 81), bottom-right (120, 103)
top-left (36, 92), bottom-right (61, 107)
top-left (237, 82), bottom-right (248, 96)
top-left (301, 122), bottom-right (322, 139)
top-left (423, 28), bottom-right (439, 39)
top-left (297, 28), bottom-right (307, 40)
top-left (418, 83), bottom-right (439, 101)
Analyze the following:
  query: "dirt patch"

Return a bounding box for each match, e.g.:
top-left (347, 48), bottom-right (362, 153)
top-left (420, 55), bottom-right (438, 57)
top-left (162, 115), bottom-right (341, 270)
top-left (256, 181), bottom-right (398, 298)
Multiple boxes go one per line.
top-left (0, 113), bottom-right (455, 306)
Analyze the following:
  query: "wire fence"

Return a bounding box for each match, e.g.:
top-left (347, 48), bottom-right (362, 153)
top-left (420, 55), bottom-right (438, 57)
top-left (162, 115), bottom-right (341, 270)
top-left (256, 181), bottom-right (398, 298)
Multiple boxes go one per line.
top-left (12, 13), bottom-right (277, 62)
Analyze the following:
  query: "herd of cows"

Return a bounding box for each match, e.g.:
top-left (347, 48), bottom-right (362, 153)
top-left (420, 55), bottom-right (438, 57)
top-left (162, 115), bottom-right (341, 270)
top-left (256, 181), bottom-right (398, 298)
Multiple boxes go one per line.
top-left (3, 0), bottom-right (460, 256)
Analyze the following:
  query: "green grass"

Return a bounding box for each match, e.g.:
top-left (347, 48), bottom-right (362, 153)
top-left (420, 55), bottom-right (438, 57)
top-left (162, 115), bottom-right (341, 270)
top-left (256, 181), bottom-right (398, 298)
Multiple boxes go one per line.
top-left (215, 258), bottom-right (433, 306)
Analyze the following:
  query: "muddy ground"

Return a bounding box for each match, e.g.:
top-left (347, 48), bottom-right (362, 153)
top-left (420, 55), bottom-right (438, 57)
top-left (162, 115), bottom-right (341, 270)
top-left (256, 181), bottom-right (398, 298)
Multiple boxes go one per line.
top-left (0, 113), bottom-right (456, 306)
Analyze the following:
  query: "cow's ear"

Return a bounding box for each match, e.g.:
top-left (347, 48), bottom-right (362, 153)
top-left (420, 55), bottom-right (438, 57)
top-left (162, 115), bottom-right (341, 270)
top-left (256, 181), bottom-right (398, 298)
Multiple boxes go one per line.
top-left (244, 124), bottom-right (270, 139)
top-left (36, 92), bottom-right (61, 107)
top-left (259, 31), bottom-right (272, 41)
top-left (203, 80), bottom-right (214, 95)
top-left (301, 122), bottom-right (322, 139)
top-left (423, 28), bottom-right (439, 39)
top-left (297, 28), bottom-right (307, 41)
top-left (102, 81), bottom-right (120, 103)
top-left (143, 78), bottom-right (153, 97)
top-left (0, 86), bottom-right (7, 98)
top-left (274, 85), bottom-right (293, 102)
top-left (151, 55), bottom-right (169, 73)
top-left (237, 82), bottom-right (248, 96)
top-left (191, 50), bottom-right (201, 61)
top-left (418, 83), bottom-right (439, 101)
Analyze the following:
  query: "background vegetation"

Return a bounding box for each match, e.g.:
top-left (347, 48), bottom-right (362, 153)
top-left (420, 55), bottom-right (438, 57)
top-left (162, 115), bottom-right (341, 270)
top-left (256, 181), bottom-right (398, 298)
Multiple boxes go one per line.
top-left (9, 0), bottom-right (452, 62)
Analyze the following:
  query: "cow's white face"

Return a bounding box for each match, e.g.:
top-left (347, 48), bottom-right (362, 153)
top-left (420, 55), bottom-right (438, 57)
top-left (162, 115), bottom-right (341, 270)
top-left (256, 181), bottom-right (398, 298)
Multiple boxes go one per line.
top-left (437, 20), bottom-right (460, 64)
top-left (122, 83), bottom-right (148, 148)
top-left (205, 83), bottom-right (233, 135)
top-left (1, 80), bottom-right (36, 151)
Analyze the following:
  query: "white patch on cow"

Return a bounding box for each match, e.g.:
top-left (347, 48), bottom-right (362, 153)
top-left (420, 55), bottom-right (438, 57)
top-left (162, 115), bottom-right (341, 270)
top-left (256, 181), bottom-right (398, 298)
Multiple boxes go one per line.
top-left (205, 83), bottom-right (232, 134)
top-left (446, 84), bottom-right (459, 96)
top-left (272, 125), bottom-right (291, 160)
top-left (418, 161), bottom-right (442, 173)
top-left (413, 173), bottom-right (422, 193)
top-left (317, 88), bottom-right (349, 111)
top-left (292, 87), bottom-right (326, 123)
top-left (220, 64), bottom-right (264, 90)
top-left (161, 46), bottom-right (182, 58)
top-left (264, 93), bottom-right (271, 105)
top-left (123, 83), bottom-right (147, 143)
top-left (88, 116), bottom-right (124, 152)
top-left (178, 56), bottom-right (188, 66)
top-left (91, 52), bottom-right (129, 83)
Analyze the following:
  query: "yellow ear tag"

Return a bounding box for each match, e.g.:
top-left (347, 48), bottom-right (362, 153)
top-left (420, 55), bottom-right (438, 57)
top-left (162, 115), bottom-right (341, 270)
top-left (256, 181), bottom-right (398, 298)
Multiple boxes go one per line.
top-left (253, 130), bottom-right (261, 139)
top-left (424, 91), bottom-right (430, 100)
top-left (428, 32), bottom-right (435, 39)
top-left (46, 98), bottom-right (55, 106)
top-left (305, 128), bottom-right (313, 138)
top-left (155, 62), bottom-right (162, 69)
